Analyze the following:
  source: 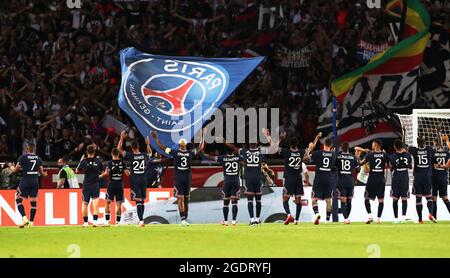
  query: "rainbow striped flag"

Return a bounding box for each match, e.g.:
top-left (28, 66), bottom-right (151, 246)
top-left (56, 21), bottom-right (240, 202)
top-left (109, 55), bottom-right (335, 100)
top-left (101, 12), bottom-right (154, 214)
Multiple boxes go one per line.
top-left (318, 0), bottom-right (430, 146)
top-left (331, 0), bottom-right (430, 102)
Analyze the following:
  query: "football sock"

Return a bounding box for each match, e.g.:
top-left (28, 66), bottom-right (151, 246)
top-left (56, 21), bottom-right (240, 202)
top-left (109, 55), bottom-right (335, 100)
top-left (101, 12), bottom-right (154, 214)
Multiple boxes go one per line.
top-left (341, 200), bottom-right (348, 219)
top-left (223, 199), bottom-right (230, 221)
top-left (347, 199), bottom-right (352, 218)
top-left (295, 202), bottom-right (302, 221)
top-left (416, 201), bottom-right (423, 222)
top-left (30, 201), bottom-right (37, 222)
top-left (377, 202), bottom-right (384, 218)
top-left (283, 199), bottom-right (290, 215)
top-left (393, 199), bottom-right (399, 218)
top-left (432, 201), bottom-right (437, 218)
top-left (105, 214), bottom-right (110, 221)
top-left (136, 202), bottom-right (143, 221)
top-left (93, 214), bottom-right (98, 221)
top-left (231, 199), bottom-right (238, 221)
top-left (326, 211), bottom-right (331, 221)
top-left (426, 197), bottom-right (433, 214)
top-left (255, 195), bottom-right (262, 218)
top-left (184, 198), bottom-right (189, 219)
top-left (83, 216), bottom-right (88, 223)
top-left (116, 215), bottom-right (121, 223)
top-left (247, 196), bottom-right (254, 218)
top-left (444, 199), bottom-right (450, 213)
top-left (402, 200), bottom-right (408, 216)
top-left (312, 205), bottom-right (319, 215)
top-left (16, 198), bottom-right (26, 217)
top-left (364, 199), bottom-right (372, 214)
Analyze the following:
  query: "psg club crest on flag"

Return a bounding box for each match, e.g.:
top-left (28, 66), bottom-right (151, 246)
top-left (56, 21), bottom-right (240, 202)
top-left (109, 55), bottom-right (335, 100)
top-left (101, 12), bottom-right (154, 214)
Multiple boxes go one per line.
top-left (118, 47), bottom-right (264, 154)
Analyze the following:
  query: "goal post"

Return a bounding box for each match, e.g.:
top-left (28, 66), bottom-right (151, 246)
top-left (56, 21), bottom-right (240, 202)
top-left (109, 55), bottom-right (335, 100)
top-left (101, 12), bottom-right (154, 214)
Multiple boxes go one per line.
top-left (396, 109), bottom-right (450, 186)
top-left (397, 109), bottom-right (450, 147)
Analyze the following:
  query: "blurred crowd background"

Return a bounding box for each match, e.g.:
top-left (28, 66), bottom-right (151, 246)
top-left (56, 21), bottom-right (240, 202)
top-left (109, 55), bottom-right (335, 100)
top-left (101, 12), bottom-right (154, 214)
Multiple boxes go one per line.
top-left (0, 0), bottom-right (448, 164)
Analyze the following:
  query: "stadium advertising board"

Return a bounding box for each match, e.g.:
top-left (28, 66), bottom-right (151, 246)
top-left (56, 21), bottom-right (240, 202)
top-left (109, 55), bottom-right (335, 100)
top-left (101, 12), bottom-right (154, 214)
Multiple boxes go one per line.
top-left (2, 186), bottom-right (449, 226)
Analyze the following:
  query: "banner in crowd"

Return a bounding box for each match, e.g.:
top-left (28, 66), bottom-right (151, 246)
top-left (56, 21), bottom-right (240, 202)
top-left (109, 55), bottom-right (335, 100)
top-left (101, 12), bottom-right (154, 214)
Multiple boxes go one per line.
top-left (419, 24), bottom-right (450, 108)
top-left (278, 45), bottom-right (312, 68)
top-left (356, 40), bottom-right (390, 62)
top-left (118, 47), bottom-right (264, 155)
top-left (318, 0), bottom-right (430, 146)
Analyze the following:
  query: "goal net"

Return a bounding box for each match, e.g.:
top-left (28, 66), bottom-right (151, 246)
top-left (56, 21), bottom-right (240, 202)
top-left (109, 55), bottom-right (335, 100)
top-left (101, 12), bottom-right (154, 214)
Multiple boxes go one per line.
top-left (396, 109), bottom-right (450, 185)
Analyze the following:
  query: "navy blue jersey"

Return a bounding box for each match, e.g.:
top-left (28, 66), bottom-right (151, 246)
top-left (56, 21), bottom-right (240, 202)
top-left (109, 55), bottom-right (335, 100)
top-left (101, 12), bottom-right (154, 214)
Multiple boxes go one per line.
top-left (78, 157), bottom-right (104, 185)
top-left (409, 146), bottom-right (434, 174)
top-left (363, 151), bottom-right (389, 179)
top-left (280, 148), bottom-right (305, 177)
top-left (124, 152), bottom-right (149, 176)
top-left (107, 159), bottom-right (125, 182)
top-left (217, 154), bottom-right (243, 182)
top-left (389, 152), bottom-right (412, 178)
top-left (17, 154), bottom-right (43, 183)
top-left (432, 149), bottom-right (450, 177)
top-left (240, 148), bottom-right (265, 180)
top-left (168, 149), bottom-right (196, 175)
top-left (337, 152), bottom-right (357, 176)
top-left (311, 150), bottom-right (336, 179)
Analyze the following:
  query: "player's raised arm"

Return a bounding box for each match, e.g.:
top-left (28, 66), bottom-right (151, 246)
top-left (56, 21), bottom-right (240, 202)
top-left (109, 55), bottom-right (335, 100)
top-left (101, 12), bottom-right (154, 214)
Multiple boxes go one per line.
top-left (303, 132), bottom-right (322, 161)
top-left (442, 134), bottom-right (450, 149)
top-left (151, 131), bottom-right (169, 152)
top-left (402, 127), bottom-right (407, 147)
top-left (75, 154), bottom-right (85, 174)
top-left (145, 136), bottom-right (152, 156)
top-left (199, 150), bottom-right (218, 162)
top-left (262, 128), bottom-right (282, 154)
top-left (117, 131), bottom-right (127, 157)
top-left (436, 127), bottom-right (443, 147)
top-left (195, 128), bottom-right (206, 154)
top-left (217, 136), bottom-right (239, 153)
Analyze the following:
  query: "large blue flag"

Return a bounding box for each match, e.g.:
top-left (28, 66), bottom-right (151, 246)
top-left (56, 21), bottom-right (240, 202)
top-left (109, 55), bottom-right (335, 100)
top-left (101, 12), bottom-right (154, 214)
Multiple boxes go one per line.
top-left (118, 47), bottom-right (265, 155)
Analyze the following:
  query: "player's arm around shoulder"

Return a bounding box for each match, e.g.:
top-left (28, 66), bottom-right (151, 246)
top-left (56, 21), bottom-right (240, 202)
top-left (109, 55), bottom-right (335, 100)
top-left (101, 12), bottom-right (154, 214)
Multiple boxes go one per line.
top-left (150, 131), bottom-right (169, 154)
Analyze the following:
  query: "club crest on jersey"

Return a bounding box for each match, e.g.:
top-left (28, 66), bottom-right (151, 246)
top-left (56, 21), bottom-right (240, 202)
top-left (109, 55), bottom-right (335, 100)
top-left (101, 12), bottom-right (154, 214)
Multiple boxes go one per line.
top-left (123, 58), bottom-right (229, 132)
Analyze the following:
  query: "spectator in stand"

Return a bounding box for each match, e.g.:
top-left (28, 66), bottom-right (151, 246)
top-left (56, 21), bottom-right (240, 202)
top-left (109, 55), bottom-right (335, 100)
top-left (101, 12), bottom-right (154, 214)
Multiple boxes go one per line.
top-left (0, 0), bottom-right (442, 166)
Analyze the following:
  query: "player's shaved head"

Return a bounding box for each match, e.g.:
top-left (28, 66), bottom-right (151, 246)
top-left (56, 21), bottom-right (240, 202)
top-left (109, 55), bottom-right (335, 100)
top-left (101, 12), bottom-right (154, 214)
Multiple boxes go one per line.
top-left (290, 137), bottom-right (299, 148)
top-left (341, 141), bottom-right (349, 152)
top-left (87, 144), bottom-right (96, 155)
top-left (394, 139), bottom-right (403, 150)
top-left (417, 136), bottom-right (425, 148)
top-left (324, 138), bottom-right (332, 147)
top-left (111, 148), bottom-right (120, 157)
top-left (131, 140), bottom-right (139, 151)
top-left (372, 139), bottom-right (382, 150)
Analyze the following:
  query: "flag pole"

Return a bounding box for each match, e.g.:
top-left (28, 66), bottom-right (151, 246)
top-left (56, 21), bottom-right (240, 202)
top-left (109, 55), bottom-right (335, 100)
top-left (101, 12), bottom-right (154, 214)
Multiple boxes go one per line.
top-left (332, 95), bottom-right (339, 222)
top-left (398, 0), bottom-right (408, 42)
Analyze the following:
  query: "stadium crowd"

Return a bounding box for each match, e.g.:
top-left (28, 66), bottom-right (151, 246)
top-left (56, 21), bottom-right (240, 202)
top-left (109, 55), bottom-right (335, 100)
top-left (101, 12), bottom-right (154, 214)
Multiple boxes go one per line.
top-left (0, 0), bottom-right (446, 165)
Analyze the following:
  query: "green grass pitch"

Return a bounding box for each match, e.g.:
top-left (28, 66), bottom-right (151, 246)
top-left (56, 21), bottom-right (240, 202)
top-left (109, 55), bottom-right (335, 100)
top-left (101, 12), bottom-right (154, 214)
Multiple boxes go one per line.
top-left (1, 222), bottom-right (449, 258)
